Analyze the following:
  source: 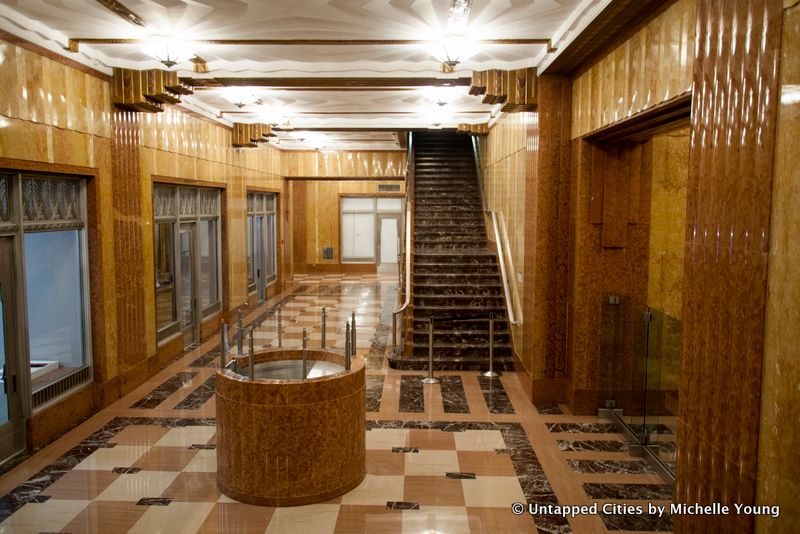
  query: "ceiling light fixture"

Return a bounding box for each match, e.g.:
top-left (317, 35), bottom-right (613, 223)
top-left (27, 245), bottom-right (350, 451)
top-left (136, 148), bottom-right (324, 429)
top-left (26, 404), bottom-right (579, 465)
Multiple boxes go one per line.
top-left (423, 86), bottom-right (464, 106)
top-left (430, 34), bottom-right (475, 72)
top-left (222, 88), bottom-right (262, 109)
top-left (141, 36), bottom-right (195, 68)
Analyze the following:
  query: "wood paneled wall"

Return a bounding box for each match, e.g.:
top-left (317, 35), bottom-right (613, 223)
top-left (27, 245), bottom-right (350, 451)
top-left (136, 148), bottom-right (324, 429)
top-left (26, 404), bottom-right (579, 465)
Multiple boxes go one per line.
top-left (571, 0), bottom-right (696, 138)
top-left (676, 0), bottom-right (783, 531)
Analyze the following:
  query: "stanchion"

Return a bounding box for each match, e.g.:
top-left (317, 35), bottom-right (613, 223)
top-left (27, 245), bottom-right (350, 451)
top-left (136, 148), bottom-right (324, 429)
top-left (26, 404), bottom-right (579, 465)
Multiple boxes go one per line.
top-left (421, 318), bottom-right (440, 384)
top-left (481, 316), bottom-right (501, 378)
top-left (321, 307), bottom-right (327, 349)
top-left (277, 306), bottom-right (282, 348)
top-left (219, 321), bottom-right (228, 370)
top-left (248, 328), bottom-right (255, 380)
top-left (237, 310), bottom-right (243, 355)
top-left (345, 321), bottom-right (352, 371)
top-left (351, 312), bottom-right (357, 355)
top-left (302, 328), bottom-right (308, 380)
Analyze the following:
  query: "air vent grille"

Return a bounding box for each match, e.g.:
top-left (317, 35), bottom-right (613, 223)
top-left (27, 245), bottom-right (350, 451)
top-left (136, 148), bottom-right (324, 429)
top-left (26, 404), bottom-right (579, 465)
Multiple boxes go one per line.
top-left (322, 246), bottom-right (334, 260)
top-left (377, 184), bottom-right (401, 192)
top-left (32, 367), bottom-right (91, 409)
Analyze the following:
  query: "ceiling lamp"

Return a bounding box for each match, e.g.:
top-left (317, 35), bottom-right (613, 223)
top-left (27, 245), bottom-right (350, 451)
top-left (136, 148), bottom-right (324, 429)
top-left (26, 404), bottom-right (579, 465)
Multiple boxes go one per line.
top-left (430, 34), bottom-right (475, 72)
top-left (141, 36), bottom-right (195, 68)
top-left (423, 86), bottom-right (464, 106)
top-left (222, 88), bottom-right (262, 109)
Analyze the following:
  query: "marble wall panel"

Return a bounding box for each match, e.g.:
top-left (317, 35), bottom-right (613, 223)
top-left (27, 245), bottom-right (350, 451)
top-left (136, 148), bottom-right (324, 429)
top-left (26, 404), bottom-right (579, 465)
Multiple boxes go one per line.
top-left (571, 0), bottom-right (696, 138)
top-left (755, 2), bottom-right (800, 531)
top-left (282, 151), bottom-right (406, 178)
top-left (676, 0), bottom-right (783, 532)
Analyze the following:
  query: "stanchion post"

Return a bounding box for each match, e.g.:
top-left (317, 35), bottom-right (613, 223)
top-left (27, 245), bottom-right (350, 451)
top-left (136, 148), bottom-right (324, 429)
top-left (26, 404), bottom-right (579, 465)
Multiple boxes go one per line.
top-left (351, 312), bottom-right (357, 356)
top-left (345, 321), bottom-right (352, 371)
top-left (302, 328), bottom-right (308, 380)
top-left (237, 310), bottom-right (243, 355)
top-left (421, 318), bottom-right (440, 384)
top-left (321, 307), bottom-right (327, 349)
top-left (219, 321), bottom-right (228, 370)
top-left (248, 328), bottom-right (255, 380)
top-left (277, 307), bottom-right (282, 348)
top-left (482, 315), bottom-right (501, 378)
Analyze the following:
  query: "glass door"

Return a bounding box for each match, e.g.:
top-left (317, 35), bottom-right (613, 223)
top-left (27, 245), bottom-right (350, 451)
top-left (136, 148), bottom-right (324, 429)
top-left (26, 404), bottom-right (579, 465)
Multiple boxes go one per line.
top-left (378, 215), bottom-right (401, 265)
top-left (255, 215), bottom-right (265, 299)
top-left (178, 224), bottom-right (198, 348)
top-left (0, 238), bottom-right (24, 462)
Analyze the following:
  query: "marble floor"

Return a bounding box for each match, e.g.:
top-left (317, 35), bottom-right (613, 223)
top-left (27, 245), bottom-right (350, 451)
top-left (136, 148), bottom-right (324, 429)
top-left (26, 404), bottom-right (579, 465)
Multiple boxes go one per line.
top-left (0, 273), bottom-right (674, 533)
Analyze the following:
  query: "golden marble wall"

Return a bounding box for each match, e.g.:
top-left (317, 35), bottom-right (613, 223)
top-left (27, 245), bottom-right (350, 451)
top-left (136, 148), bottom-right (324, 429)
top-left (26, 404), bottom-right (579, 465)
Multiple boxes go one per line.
top-left (480, 113), bottom-right (530, 355)
top-left (291, 180), bottom-right (406, 269)
top-left (571, 0), bottom-right (696, 138)
top-left (136, 108), bottom-right (284, 356)
top-left (647, 128), bottom-right (689, 320)
top-left (756, 2), bottom-right (800, 531)
top-left (282, 150), bottom-right (405, 177)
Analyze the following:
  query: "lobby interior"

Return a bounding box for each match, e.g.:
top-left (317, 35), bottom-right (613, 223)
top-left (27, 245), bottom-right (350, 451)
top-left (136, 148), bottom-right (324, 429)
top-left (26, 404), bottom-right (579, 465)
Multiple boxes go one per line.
top-left (0, 0), bottom-right (797, 532)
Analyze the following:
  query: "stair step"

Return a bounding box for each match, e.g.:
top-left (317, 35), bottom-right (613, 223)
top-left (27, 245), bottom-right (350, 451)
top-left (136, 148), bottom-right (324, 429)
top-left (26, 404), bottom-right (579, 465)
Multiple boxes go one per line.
top-left (413, 305), bottom-right (507, 319)
top-left (410, 344), bottom-right (512, 358)
top-left (411, 330), bottom-right (511, 344)
top-left (412, 318), bottom-right (508, 330)
top-left (387, 354), bottom-right (515, 372)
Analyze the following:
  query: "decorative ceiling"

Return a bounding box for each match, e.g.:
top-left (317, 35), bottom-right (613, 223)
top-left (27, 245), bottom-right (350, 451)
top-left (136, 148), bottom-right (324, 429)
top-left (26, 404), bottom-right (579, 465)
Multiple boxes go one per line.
top-left (0, 0), bottom-right (610, 150)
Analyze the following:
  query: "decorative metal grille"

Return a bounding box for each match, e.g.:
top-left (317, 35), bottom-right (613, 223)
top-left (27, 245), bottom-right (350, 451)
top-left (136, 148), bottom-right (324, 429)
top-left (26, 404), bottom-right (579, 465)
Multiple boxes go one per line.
top-left (247, 192), bottom-right (276, 214)
top-left (0, 177), bottom-right (8, 222)
top-left (22, 177), bottom-right (81, 225)
top-left (153, 186), bottom-right (176, 218)
top-left (179, 188), bottom-right (196, 217)
top-left (199, 189), bottom-right (219, 216)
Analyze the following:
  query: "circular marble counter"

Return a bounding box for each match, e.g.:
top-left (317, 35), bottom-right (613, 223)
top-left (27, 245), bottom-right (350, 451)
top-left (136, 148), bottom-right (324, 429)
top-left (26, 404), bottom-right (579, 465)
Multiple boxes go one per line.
top-left (215, 349), bottom-right (366, 506)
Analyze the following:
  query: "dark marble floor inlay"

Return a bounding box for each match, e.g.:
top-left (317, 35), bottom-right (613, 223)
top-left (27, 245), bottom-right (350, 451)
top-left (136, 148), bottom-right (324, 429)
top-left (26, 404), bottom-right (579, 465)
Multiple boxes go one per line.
top-left (188, 351), bottom-right (220, 368)
top-left (602, 512), bottom-right (674, 532)
top-left (557, 440), bottom-right (629, 453)
top-left (392, 447), bottom-right (419, 453)
top-left (189, 444), bottom-right (216, 450)
top-left (582, 483), bottom-right (674, 501)
top-left (174, 375), bottom-right (217, 410)
top-left (439, 375), bottom-right (469, 413)
top-left (477, 376), bottom-right (515, 414)
top-left (130, 372), bottom-right (198, 409)
top-left (111, 467), bottom-right (142, 474)
top-left (365, 376), bottom-right (385, 412)
top-left (535, 403), bottom-right (563, 415)
top-left (568, 459), bottom-right (656, 475)
top-left (386, 501), bottom-right (419, 510)
top-left (445, 472), bottom-right (476, 479)
top-left (546, 422), bottom-right (618, 433)
top-left (399, 375), bottom-right (425, 413)
top-left (136, 497), bottom-right (173, 506)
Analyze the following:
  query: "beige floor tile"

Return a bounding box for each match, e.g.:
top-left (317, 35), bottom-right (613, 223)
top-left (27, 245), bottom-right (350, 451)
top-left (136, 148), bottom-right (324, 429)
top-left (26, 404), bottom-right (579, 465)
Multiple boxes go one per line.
top-left (404, 450), bottom-right (460, 476)
top-left (366, 428), bottom-right (408, 450)
top-left (183, 449), bottom-right (217, 472)
top-left (95, 471), bottom-right (180, 501)
top-left (452, 430), bottom-right (506, 452)
top-left (460, 476), bottom-right (525, 508)
top-left (72, 445), bottom-right (151, 471)
top-left (62, 501), bottom-right (147, 533)
top-left (340, 474), bottom-right (405, 506)
top-left (154, 426), bottom-right (217, 447)
top-left (266, 503), bottom-right (340, 534)
top-left (129, 501), bottom-right (215, 534)
top-left (334, 504), bottom-right (403, 534)
top-left (402, 506), bottom-right (470, 534)
top-left (0, 498), bottom-right (90, 533)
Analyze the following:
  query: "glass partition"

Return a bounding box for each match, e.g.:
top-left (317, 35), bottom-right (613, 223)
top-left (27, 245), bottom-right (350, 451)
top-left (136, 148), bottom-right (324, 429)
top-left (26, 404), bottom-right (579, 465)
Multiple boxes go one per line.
top-left (601, 294), bottom-right (680, 475)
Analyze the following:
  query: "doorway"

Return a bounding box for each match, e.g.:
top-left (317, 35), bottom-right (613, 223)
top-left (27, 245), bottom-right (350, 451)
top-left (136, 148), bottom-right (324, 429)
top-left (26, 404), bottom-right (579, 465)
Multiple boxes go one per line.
top-left (179, 224), bottom-right (198, 348)
top-left (0, 238), bottom-right (24, 463)
top-left (378, 215), bottom-right (400, 265)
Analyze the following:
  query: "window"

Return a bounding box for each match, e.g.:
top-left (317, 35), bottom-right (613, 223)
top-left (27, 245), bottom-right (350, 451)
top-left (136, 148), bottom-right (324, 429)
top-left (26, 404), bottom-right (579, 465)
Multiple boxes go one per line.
top-left (246, 192), bottom-right (278, 295)
top-left (153, 184), bottom-right (221, 342)
top-left (1, 173), bottom-right (92, 404)
top-left (341, 196), bottom-right (403, 263)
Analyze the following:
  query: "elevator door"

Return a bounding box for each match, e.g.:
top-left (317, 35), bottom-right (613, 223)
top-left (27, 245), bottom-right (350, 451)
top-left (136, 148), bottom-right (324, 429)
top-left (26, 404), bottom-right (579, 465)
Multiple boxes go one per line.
top-left (0, 238), bottom-right (24, 462)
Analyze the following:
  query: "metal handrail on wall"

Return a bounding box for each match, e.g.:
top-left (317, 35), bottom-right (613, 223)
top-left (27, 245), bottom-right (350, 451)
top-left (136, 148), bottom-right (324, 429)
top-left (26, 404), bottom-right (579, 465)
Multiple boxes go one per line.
top-left (472, 137), bottom-right (521, 327)
top-left (392, 133), bottom-right (413, 353)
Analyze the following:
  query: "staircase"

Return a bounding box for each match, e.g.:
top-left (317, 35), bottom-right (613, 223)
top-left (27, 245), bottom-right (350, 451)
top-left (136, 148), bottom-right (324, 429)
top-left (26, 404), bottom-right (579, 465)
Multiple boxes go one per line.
top-left (389, 132), bottom-right (514, 371)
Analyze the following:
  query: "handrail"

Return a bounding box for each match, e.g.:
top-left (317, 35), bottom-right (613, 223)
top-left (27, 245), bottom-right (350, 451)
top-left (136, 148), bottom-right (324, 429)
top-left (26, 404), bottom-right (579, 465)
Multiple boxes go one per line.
top-left (497, 212), bottom-right (522, 325)
top-left (392, 132), bottom-right (413, 352)
top-left (471, 137), bottom-right (488, 213)
top-left (488, 211), bottom-right (519, 326)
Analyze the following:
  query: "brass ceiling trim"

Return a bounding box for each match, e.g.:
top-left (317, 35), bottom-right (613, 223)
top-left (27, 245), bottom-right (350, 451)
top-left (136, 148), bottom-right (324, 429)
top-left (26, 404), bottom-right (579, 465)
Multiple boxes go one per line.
top-left (94, 0), bottom-right (149, 28)
top-left (68, 37), bottom-right (551, 48)
top-left (187, 77), bottom-right (472, 89)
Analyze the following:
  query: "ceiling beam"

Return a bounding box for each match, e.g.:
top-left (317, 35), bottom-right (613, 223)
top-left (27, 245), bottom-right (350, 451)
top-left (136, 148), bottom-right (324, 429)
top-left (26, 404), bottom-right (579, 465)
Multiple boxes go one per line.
top-left (186, 77), bottom-right (472, 89)
top-left (94, 0), bottom-right (149, 27)
top-left (219, 110), bottom-right (489, 116)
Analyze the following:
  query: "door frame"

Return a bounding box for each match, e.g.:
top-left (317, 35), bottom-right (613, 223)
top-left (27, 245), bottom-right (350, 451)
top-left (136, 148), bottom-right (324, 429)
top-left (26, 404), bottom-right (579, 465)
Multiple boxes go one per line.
top-left (0, 237), bottom-right (25, 462)
top-left (377, 213), bottom-right (402, 265)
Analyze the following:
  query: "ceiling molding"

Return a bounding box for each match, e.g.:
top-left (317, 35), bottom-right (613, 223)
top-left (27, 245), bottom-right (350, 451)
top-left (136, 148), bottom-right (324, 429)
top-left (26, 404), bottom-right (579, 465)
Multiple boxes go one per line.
top-left (186, 77), bottom-right (472, 89)
top-left (69, 37), bottom-right (551, 48)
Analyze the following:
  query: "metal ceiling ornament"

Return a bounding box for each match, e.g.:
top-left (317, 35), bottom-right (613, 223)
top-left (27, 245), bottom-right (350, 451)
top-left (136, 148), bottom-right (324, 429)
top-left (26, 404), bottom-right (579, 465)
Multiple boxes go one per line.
top-left (141, 36), bottom-right (195, 68)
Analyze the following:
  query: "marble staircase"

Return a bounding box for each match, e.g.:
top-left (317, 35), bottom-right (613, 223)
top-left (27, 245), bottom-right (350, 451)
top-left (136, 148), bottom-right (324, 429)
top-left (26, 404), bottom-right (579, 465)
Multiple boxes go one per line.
top-left (389, 132), bottom-right (515, 370)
